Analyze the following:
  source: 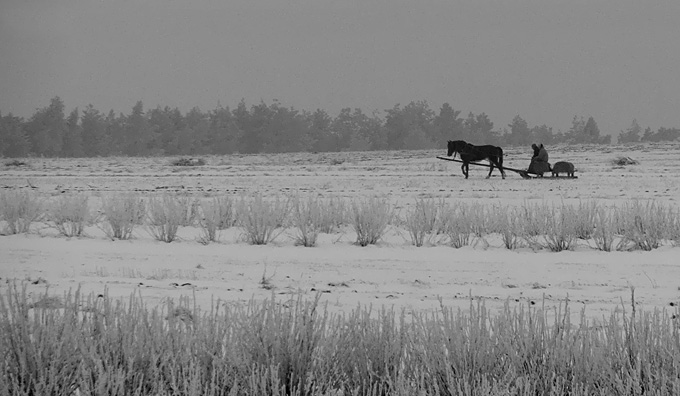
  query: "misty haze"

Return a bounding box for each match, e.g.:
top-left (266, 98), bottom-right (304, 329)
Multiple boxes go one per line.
top-left (2, 0), bottom-right (680, 156)
top-left (3, 2), bottom-right (680, 395)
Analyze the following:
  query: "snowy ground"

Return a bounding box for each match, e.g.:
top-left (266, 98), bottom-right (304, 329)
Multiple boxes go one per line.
top-left (1, 143), bottom-right (680, 323)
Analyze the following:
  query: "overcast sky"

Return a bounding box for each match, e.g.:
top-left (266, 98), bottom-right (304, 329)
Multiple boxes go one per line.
top-left (1, 0), bottom-right (679, 137)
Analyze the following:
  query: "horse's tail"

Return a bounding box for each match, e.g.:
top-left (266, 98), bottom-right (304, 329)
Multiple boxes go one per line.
top-left (498, 147), bottom-right (504, 169)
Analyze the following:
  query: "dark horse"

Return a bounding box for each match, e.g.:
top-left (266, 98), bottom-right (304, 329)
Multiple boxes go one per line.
top-left (447, 140), bottom-right (506, 179)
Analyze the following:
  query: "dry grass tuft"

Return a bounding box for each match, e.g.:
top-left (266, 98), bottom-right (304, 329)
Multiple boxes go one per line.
top-left (171, 157), bottom-right (205, 166)
top-left (612, 156), bottom-right (639, 166)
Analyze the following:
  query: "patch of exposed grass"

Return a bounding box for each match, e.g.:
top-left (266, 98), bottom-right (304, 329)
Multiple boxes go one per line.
top-left (4, 159), bottom-right (27, 167)
top-left (612, 156), bottom-right (639, 166)
top-left (171, 157), bottom-right (205, 166)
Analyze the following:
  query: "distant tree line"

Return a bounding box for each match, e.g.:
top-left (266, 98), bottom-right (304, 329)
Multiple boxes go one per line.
top-left (1, 96), bottom-right (676, 158)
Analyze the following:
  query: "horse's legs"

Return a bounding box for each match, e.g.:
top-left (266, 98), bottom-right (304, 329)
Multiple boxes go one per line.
top-left (486, 161), bottom-right (495, 179)
top-left (489, 157), bottom-right (506, 179)
top-left (461, 162), bottom-right (469, 179)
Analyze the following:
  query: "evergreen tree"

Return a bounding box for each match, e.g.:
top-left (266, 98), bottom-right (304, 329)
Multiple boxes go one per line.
top-left (640, 127), bottom-right (654, 142)
top-left (465, 112), bottom-right (496, 145)
top-left (365, 111), bottom-right (387, 151)
top-left (208, 105), bottom-right (242, 154)
top-left (432, 103), bottom-right (464, 145)
top-left (181, 107), bottom-right (210, 155)
top-left (105, 110), bottom-right (125, 155)
top-left (24, 96), bottom-right (66, 156)
top-left (81, 105), bottom-right (108, 156)
top-left (655, 127), bottom-right (680, 142)
top-left (237, 101), bottom-right (271, 154)
top-left (62, 108), bottom-right (84, 157)
top-left (531, 124), bottom-right (554, 146)
top-left (331, 108), bottom-right (357, 151)
top-left (308, 109), bottom-right (334, 152)
top-left (149, 106), bottom-right (181, 155)
top-left (384, 101), bottom-right (435, 150)
top-left (507, 115), bottom-right (531, 146)
top-left (264, 103), bottom-right (311, 153)
top-left (583, 116), bottom-right (601, 144)
top-left (345, 109), bottom-right (379, 152)
top-left (122, 101), bottom-right (156, 156)
top-left (565, 116), bottom-right (586, 144)
top-left (0, 113), bottom-right (30, 157)
top-left (619, 119), bottom-right (642, 144)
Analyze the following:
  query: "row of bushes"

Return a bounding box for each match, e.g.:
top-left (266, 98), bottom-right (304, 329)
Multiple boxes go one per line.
top-left (1, 190), bottom-right (680, 251)
top-left (2, 284), bottom-right (679, 396)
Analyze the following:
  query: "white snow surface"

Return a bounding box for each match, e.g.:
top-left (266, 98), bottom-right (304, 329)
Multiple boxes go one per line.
top-left (1, 143), bottom-right (679, 323)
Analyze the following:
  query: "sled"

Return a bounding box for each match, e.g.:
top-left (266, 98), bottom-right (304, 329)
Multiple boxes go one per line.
top-left (435, 156), bottom-right (578, 179)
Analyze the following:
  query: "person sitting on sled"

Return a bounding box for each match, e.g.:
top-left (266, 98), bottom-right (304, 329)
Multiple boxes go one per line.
top-left (528, 143), bottom-right (551, 176)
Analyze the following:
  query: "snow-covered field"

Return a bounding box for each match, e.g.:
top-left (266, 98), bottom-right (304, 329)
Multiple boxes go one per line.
top-left (2, 143), bottom-right (680, 323)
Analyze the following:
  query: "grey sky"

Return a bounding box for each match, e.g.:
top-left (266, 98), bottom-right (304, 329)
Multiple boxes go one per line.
top-left (1, 0), bottom-right (679, 137)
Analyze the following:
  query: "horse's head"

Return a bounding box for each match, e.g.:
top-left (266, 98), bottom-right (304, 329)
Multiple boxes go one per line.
top-left (447, 140), bottom-right (467, 157)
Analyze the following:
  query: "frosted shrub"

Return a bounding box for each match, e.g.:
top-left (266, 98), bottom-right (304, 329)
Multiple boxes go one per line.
top-left (541, 205), bottom-right (578, 252)
top-left (350, 196), bottom-right (393, 246)
top-left (618, 200), bottom-right (670, 251)
top-left (439, 202), bottom-right (471, 248)
top-left (492, 205), bottom-right (522, 250)
top-left (467, 202), bottom-right (490, 238)
top-left (290, 195), bottom-right (324, 247)
top-left (517, 201), bottom-right (548, 248)
top-left (592, 206), bottom-right (617, 252)
top-left (317, 196), bottom-right (347, 233)
top-left (573, 200), bottom-right (599, 240)
top-left (147, 195), bottom-right (185, 242)
top-left (101, 194), bottom-right (145, 240)
top-left (214, 195), bottom-right (237, 229)
top-left (670, 208), bottom-right (680, 247)
top-left (237, 193), bottom-right (290, 245)
top-left (48, 193), bottom-right (91, 237)
top-left (176, 195), bottom-right (199, 227)
top-left (0, 189), bottom-right (42, 234)
top-left (4, 286), bottom-right (680, 395)
top-left (197, 196), bottom-right (236, 244)
top-left (403, 197), bottom-right (440, 247)
top-left (198, 198), bottom-right (221, 244)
